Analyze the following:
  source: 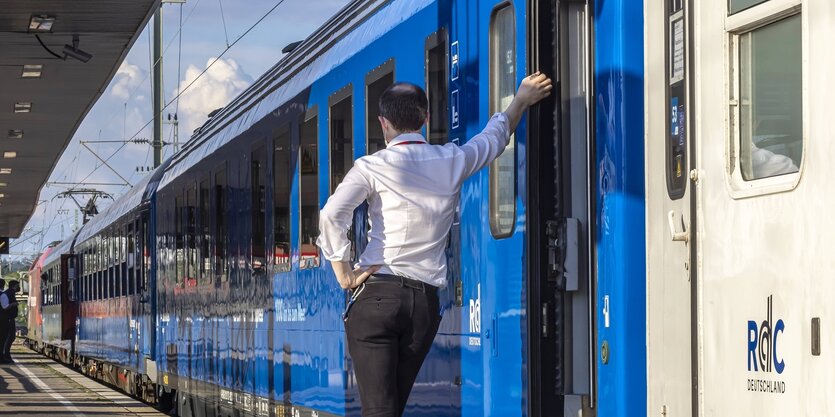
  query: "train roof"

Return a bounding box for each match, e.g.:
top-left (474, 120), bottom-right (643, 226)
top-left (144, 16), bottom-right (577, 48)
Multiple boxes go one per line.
top-left (75, 159), bottom-right (170, 245)
top-left (42, 229), bottom-right (80, 267)
top-left (158, 0), bottom-right (433, 189)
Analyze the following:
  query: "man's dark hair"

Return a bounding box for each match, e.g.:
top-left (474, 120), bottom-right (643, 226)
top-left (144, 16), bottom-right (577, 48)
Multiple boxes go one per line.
top-left (0, 280), bottom-right (5, 290)
top-left (378, 82), bottom-right (428, 132)
top-left (8, 280), bottom-right (17, 290)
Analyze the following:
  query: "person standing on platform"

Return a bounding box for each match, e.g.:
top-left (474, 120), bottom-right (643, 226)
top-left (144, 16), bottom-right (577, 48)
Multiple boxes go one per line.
top-left (317, 72), bottom-right (552, 416)
top-left (0, 280), bottom-right (20, 363)
top-left (0, 280), bottom-right (6, 363)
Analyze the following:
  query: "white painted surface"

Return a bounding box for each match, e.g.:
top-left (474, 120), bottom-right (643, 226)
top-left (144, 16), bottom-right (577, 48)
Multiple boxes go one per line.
top-left (644, 1), bottom-right (694, 415)
top-left (692, 0), bottom-right (834, 415)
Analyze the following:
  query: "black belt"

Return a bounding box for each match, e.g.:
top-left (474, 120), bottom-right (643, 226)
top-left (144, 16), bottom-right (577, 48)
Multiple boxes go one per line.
top-left (365, 273), bottom-right (437, 294)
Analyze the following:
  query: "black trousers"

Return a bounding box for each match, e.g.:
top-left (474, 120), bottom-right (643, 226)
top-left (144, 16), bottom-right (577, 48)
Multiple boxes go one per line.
top-left (345, 280), bottom-right (441, 417)
top-left (0, 319), bottom-right (12, 360)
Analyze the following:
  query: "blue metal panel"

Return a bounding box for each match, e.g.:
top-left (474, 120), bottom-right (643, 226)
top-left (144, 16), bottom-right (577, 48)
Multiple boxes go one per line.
top-left (593, 0), bottom-right (647, 416)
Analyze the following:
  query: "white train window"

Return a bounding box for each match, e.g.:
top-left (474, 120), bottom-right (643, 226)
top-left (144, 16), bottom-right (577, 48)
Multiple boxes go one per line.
top-left (489, 3), bottom-right (517, 239)
top-left (734, 14), bottom-right (802, 181)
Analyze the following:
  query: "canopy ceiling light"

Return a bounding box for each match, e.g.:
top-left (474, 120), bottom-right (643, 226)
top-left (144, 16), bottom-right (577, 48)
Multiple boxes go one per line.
top-left (29, 15), bottom-right (55, 32)
top-left (3, 152), bottom-right (17, 159)
top-left (14, 103), bottom-right (31, 113)
top-left (63, 35), bottom-right (93, 63)
top-left (22, 64), bottom-right (43, 78)
top-left (0, 169), bottom-right (11, 174)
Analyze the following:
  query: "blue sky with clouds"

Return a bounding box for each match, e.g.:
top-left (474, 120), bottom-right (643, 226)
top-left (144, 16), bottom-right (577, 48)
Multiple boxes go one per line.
top-left (11, 0), bottom-right (351, 260)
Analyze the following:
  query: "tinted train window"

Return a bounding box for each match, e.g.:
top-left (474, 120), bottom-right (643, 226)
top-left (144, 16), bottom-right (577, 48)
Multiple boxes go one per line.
top-left (200, 179), bottom-right (211, 285)
top-left (299, 110), bottom-right (320, 269)
top-left (175, 195), bottom-right (185, 288)
top-left (366, 59), bottom-right (395, 154)
top-left (273, 125), bottom-right (292, 272)
top-left (329, 85), bottom-right (353, 194)
top-left (215, 169), bottom-right (228, 282)
top-left (127, 224), bottom-right (135, 295)
top-left (729, 0), bottom-right (768, 14)
top-left (426, 29), bottom-right (449, 144)
top-left (187, 186), bottom-right (198, 286)
top-left (141, 218), bottom-right (150, 292)
top-left (252, 146), bottom-right (267, 273)
top-left (736, 14), bottom-right (802, 181)
top-left (489, 4), bottom-right (517, 238)
top-left (109, 233), bottom-right (116, 298)
top-left (121, 230), bottom-right (127, 296)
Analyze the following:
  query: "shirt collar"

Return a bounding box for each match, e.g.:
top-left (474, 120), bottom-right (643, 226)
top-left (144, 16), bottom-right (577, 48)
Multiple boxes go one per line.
top-left (386, 132), bottom-right (427, 148)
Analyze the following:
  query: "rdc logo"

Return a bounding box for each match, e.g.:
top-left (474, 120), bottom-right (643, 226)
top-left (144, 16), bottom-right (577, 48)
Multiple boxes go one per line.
top-left (747, 295), bottom-right (785, 374)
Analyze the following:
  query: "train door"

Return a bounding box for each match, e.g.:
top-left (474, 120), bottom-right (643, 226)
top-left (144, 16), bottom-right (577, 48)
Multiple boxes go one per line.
top-left (645, 0), bottom-right (696, 415)
top-left (527, 0), bottom-right (595, 415)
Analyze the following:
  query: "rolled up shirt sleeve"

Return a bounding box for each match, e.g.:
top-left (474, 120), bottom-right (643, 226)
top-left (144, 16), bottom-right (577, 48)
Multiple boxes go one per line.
top-left (460, 112), bottom-right (511, 178)
top-left (317, 164), bottom-right (372, 262)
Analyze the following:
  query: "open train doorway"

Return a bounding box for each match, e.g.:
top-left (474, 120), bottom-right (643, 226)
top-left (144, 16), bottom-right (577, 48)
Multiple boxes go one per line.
top-left (526, 0), bottom-right (595, 416)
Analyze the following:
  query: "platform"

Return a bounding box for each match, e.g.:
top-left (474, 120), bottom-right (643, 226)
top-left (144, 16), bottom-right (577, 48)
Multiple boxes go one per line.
top-left (0, 343), bottom-right (165, 416)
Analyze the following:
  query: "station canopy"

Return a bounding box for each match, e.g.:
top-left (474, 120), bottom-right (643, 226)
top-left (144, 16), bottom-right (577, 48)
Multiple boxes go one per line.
top-left (0, 0), bottom-right (158, 238)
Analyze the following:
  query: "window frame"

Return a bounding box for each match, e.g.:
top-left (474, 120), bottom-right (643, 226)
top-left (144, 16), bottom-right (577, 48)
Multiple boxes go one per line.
top-left (273, 123), bottom-right (293, 273)
top-left (299, 106), bottom-right (320, 270)
top-left (488, 1), bottom-right (518, 239)
top-left (214, 165), bottom-right (229, 282)
top-left (251, 143), bottom-right (268, 274)
top-left (328, 84), bottom-right (354, 195)
top-left (725, 0), bottom-right (805, 199)
top-left (365, 59), bottom-right (396, 155)
top-left (425, 28), bottom-right (450, 145)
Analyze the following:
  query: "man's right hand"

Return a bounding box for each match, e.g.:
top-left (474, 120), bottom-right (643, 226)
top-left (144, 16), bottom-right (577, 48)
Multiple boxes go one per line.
top-left (516, 71), bottom-right (553, 107)
top-left (504, 71), bottom-right (553, 131)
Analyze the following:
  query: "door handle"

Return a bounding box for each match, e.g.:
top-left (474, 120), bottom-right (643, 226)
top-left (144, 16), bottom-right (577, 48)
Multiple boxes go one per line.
top-left (667, 210), bottom-right (689, 243)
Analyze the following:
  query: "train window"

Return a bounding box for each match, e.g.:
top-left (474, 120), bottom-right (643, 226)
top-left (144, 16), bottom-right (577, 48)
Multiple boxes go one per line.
top-left (729, 0), bottom-right (768, 15)
top-left (187, 186), bottom-right (198, 286)
top-left (109, 233), bottom-right (116, 298)
top-left (97, 237), bottom-right (103, 300)
top-left (214, 168), bottom-right (228, 282)
top-left (68, 255), bottom-right (77, 302)
top-left (426, 29), bottom-right (449, 144)
top-left (252, 146), bottom-right (267, 274)
top-left (273, 124), bottom-right (292, 272)
top-left (141, 217), bottom-right (150, 292)
top-left (200, 179), bottom-right (211, 285)
top-left (120, 228), bottom-right (127, 296)
top-left (732, 14), bottom-right (802, 181)
top-left (329, 85), bottom-right (353, 194)
top-left (299, 109), bottom-right (320, 269)
top-left (127, 224), bottom-right (135, 295)
top-left (488, 4), bottom-right (517, 238)
top-left (366, 59), bottom-right (395, 154)
top-left (175, 195), bottom-right (185, 288)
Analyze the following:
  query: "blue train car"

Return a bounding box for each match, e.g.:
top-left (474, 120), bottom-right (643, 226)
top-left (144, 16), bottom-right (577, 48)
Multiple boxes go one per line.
top-left (28, 0), bottom-right (648, 416)
top-left (69, 165), bottom-right (166, 402)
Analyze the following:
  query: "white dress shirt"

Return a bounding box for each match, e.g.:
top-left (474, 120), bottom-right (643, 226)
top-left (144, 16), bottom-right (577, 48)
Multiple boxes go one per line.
top-left (317, 112), bottom-right (511, 288)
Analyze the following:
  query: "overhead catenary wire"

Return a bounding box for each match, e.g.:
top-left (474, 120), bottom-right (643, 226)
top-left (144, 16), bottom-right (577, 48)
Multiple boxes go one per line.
top-left (218, 0), bottom-right (231, 48)
top-left (76, 0), bottom-right (291, 190)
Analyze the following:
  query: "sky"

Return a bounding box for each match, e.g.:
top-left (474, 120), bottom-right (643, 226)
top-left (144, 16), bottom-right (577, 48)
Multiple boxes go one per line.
top-left (9, 0), bottom-right (352, 261)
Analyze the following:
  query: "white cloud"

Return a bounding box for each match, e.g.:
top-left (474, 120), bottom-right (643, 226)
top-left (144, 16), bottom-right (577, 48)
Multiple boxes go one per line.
top-left (175, 57), bottom-right (251, 135)
top-left (111, 60), bottom-right (145, 100)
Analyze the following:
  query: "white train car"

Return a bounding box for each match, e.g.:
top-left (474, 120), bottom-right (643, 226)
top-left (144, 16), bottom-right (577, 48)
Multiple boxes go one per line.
top-left (645, 0), bottom-right (833, 415)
